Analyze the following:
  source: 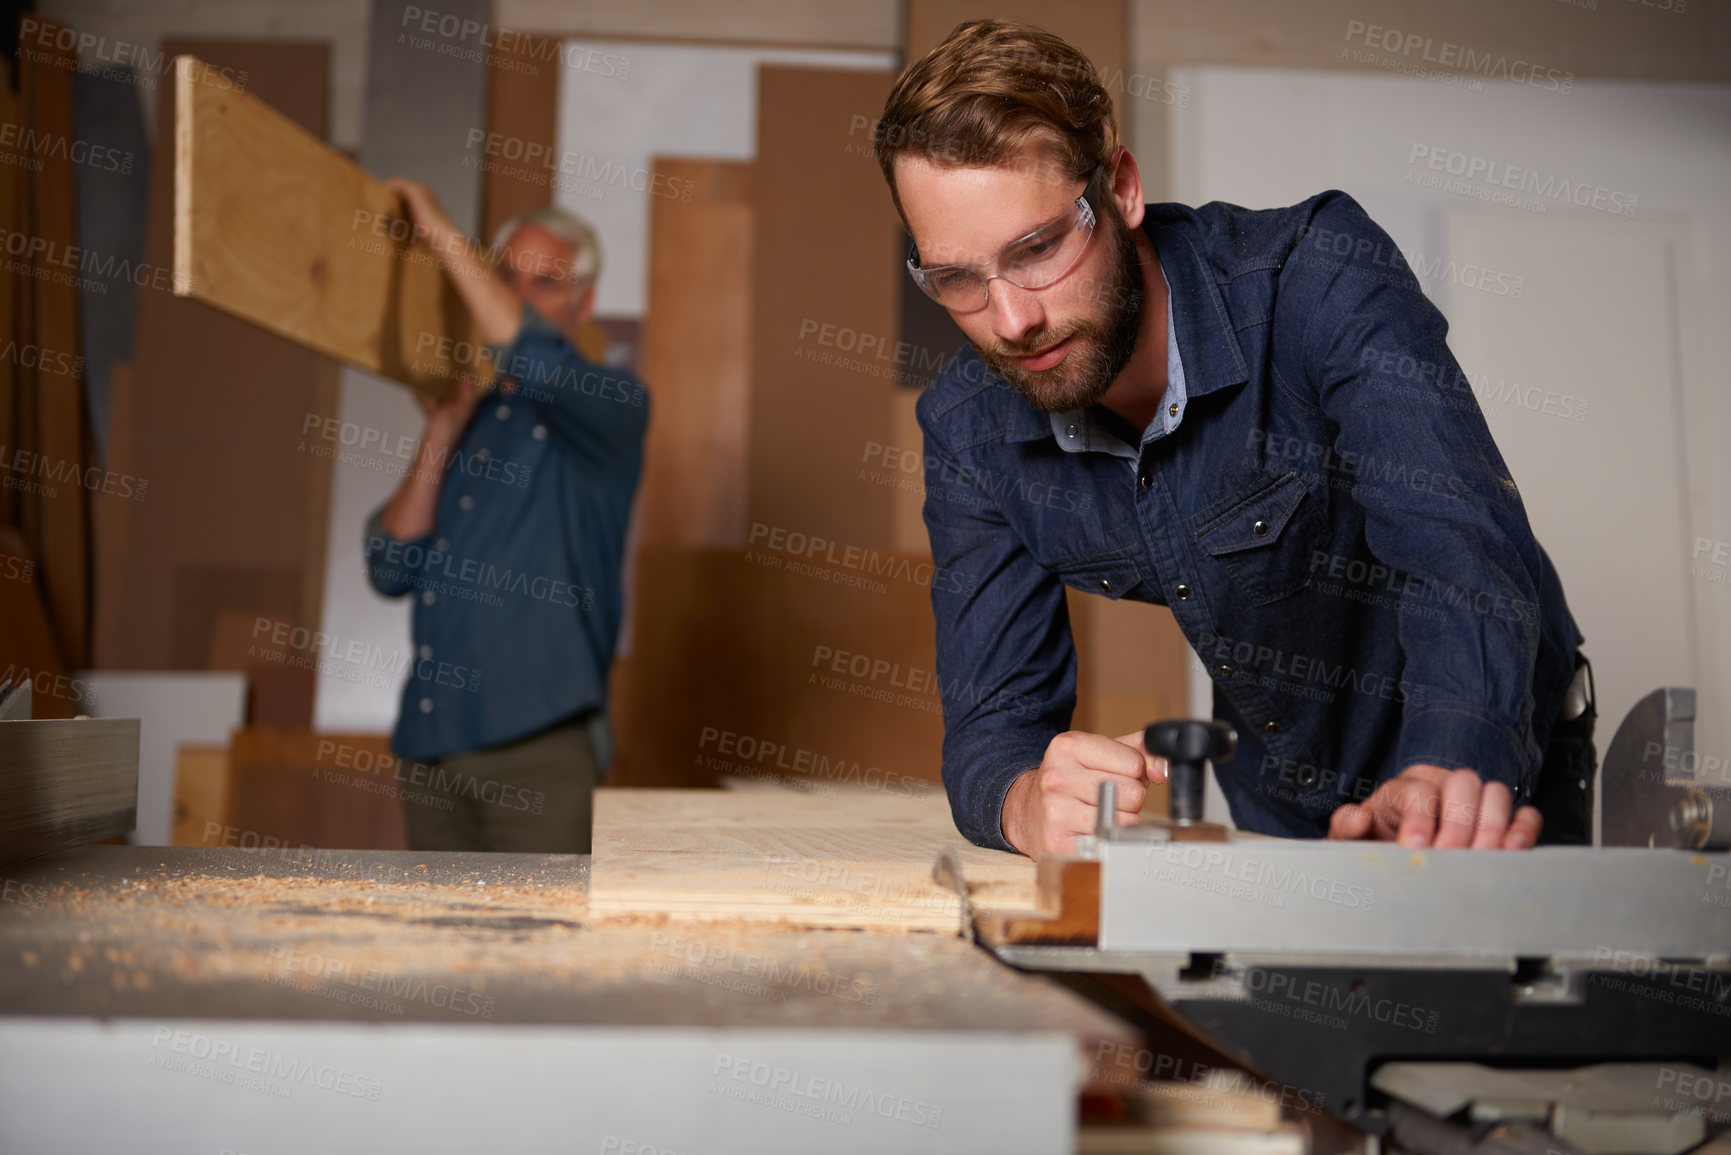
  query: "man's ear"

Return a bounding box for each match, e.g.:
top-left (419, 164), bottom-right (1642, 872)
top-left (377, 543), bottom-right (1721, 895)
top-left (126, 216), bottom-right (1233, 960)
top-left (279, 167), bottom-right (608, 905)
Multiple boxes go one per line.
top-left (1107, 147), bottom-right (1146, 230)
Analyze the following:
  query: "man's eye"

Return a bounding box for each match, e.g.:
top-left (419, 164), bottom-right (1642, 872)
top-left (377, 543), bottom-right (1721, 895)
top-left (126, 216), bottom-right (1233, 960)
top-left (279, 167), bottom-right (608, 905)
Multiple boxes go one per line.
top-left (1013, 237), bottom-right (1061, 261)
top-left (930, 269), bottom-right (975, 292)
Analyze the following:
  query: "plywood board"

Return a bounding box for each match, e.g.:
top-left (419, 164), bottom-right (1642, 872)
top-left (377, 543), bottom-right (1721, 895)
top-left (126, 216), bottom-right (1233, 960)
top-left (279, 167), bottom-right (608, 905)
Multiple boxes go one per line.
top-left (638, 159), bottom-right (753, 548)
top-left (0, 716), bottom-right (138, 866)
top-left (749, 66), bottom-right (900, 547)
top-left (172, 55), bottom-right (482, 398)
top-left (588, 786), bottom-right (1034, 932)
top-left (226, 728), bottom-right (406, 851)
top-left (606, 547), bottom-right (947, 791)
top-left (478, 31), bottom-right (561, 245)
top-left (170, 744), bottom-right (228, 846)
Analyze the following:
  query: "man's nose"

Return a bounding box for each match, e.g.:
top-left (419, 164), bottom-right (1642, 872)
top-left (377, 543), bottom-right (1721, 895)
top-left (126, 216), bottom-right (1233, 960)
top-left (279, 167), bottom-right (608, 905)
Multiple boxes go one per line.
top-left (987, 278), bottom-right (1045, 344)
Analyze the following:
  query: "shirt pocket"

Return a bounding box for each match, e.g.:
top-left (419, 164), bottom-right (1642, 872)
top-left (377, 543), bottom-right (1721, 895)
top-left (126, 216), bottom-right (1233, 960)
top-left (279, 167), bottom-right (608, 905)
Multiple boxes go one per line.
top-left (1191, 471), bottom-right (1319, 606)
top-left (1051, 551), bottom-right (1146, 601)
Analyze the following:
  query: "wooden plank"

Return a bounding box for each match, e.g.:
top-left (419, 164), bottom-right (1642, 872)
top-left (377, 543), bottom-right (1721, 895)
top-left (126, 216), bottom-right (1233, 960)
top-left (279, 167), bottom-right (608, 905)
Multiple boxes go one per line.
top-left (637, 159), bottom-right (753, 549)
top-left (170, 744), bottom-right (228, 846)
top-left (0, 717), bottom-right (138, 866)
top-left (478, 31), bottom-right (561, 245)
top-left (172, 55), bottom-right (481, 398)
top-left (606, 547), bottom-right (947, 791)
top-left (588, 786), bottom-right (1035, 932)
top-left (205, 608), bottom-right (314, 729)
top-left (749, 65), bottom-right (900, 547)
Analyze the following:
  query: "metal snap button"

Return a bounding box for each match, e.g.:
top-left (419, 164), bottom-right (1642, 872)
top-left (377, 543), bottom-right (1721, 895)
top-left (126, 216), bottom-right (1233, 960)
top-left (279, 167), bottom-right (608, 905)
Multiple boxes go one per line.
top-left (1253, 519), bottom-right (1270, 537)
top-left (1174, 584), bottom-right (1191, 600)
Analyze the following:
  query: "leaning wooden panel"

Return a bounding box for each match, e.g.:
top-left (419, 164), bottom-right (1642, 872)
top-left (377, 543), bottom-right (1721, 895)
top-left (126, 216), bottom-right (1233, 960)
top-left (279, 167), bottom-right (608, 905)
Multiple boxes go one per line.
top-left (0, 717), bottom-right (139, 866)
top-left (171, 56), bottom-right (481, 398)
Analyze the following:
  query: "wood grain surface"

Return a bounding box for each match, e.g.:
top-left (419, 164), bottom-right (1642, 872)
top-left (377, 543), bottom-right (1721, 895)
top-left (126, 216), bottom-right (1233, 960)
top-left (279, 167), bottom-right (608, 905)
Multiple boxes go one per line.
top-left (589, 784), bottom-right (1037, 933)
top-left (172, 56), bottom-right (483, 397)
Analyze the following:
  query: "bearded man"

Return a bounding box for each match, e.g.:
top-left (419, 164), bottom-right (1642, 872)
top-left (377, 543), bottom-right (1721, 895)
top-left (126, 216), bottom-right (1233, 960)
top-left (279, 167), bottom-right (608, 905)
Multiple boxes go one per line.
top-left (876, 20), bottom-right (1595, 858)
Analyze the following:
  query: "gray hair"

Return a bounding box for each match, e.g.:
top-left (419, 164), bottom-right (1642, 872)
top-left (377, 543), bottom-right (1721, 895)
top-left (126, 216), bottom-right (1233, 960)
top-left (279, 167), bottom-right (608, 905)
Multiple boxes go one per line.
top-left (491, 204), bottom-right (603, 288)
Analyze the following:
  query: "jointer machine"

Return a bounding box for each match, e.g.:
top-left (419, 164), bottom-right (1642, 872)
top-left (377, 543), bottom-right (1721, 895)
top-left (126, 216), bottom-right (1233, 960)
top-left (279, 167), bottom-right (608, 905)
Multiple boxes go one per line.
top-left (943, 687), bottom-right (1731, 1155)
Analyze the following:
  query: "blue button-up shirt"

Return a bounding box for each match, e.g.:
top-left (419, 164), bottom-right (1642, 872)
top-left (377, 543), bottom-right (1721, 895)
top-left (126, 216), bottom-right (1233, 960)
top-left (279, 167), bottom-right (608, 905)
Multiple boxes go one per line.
top-left (918, 190), bottom-right (1583, 850)
top-left (365, 309), bottom-right (648, 764)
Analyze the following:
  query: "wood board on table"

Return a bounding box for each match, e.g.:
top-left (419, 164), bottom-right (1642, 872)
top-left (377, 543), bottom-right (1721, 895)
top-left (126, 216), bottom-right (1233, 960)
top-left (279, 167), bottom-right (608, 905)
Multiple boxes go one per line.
top-left (589, 784), bottom-right (1036, 933)
top-left (171, 55), bottom-right (482, 398)
top-left (0, 716), bottom-right (139, 867)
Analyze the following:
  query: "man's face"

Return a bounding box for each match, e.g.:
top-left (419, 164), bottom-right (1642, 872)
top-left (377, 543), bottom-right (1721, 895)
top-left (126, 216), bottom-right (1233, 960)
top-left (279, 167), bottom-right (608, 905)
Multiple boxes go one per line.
top-left (500, 223), bottom-right (593, 341)
top-left (896, 152), bottom-right (1143, 412)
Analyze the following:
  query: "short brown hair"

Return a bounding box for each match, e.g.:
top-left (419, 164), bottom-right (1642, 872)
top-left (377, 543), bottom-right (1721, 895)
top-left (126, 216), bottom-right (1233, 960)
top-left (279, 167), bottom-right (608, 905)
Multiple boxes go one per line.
top-left (873, 19), bottom-right (1117, 221)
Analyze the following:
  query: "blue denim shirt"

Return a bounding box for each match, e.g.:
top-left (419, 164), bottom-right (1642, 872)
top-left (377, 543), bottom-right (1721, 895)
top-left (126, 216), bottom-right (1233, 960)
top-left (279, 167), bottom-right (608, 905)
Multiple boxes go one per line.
top-left (918, 190), bottom-right (1582, 850)
top-left (365, 308), bottom-right (648, 763)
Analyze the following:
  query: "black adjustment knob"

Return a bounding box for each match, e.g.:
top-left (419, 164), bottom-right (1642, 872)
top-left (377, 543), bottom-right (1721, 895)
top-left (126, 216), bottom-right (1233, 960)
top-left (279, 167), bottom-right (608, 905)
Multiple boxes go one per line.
top-left (1144, 719), bottom-right (1237, 823)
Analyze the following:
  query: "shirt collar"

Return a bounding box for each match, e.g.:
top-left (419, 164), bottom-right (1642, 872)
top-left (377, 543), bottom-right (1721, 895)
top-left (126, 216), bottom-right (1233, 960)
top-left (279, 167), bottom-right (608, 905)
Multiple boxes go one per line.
top-left (1003, 209), bottom-right (1249, 444)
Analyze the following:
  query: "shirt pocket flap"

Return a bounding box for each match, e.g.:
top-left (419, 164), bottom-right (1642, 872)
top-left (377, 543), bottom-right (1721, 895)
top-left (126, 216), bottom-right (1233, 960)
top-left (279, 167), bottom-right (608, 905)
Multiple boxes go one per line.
top-left (1055, 554), bottom-right (1145, 600)
top-left (1194, 472), bottom-right (1310, 557)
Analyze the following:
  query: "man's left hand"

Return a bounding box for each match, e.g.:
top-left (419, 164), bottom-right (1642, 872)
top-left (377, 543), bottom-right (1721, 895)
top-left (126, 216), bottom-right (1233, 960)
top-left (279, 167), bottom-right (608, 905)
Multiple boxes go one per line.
top-left (1327, 763), bottom-right (1541, 849)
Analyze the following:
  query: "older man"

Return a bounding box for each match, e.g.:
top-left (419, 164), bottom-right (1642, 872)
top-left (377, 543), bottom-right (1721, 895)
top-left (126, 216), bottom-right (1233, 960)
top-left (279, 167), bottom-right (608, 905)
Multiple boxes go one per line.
top-left (364, 184), bottom-right (648, 853)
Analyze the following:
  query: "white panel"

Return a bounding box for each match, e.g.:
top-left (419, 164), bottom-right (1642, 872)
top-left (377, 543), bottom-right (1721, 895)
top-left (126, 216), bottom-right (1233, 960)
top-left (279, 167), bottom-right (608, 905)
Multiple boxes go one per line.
top-left (311, 368), bottom-right (420, 733)
top-left (1443, 215), bottom-right (1696, 762)
top-left (74, 672), bottom-right (247, 846)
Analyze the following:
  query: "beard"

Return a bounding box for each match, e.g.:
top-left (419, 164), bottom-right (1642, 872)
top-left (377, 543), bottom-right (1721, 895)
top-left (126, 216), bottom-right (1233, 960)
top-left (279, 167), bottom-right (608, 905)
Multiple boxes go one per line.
top-left (975, 211), bottom-right (1144, 414)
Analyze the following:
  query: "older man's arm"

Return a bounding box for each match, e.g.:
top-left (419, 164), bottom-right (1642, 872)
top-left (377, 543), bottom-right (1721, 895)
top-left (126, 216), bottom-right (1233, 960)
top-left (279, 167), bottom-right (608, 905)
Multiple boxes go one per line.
top-left (385, 177), bottom-right (521, 345)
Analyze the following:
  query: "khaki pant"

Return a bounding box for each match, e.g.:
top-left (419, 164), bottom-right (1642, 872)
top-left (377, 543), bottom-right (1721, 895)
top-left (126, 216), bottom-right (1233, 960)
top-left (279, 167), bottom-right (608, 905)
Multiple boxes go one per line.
top-left (401, 713), bottom-right (600, 853)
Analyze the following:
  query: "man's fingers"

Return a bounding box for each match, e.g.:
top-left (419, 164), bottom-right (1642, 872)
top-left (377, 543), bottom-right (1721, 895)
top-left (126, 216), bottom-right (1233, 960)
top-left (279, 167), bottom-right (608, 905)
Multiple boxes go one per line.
top-left (1433, 769), bottom-right (1482, 849)
top-left (1471, 781), bottom-right (1514, 849)
top-left (1503, 805), bottom-right (1543, 849)
top-left (1329, 803), bottom-right (1372, 840)
top-left (1055, 731), bottom-right (1148, 780)
top-left (1394, 779), bottom-right (1442, 848)
top-left (1112, 730), bottom-right (1166, 781)
top-left (1071, 772), bottom-right (1144, 813)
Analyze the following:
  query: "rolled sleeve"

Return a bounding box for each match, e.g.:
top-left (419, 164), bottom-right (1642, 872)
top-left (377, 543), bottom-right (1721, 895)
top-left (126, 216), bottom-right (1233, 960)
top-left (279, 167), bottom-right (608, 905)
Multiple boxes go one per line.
top-left (490, 305), bottom-right (648, 468)
top-left (920, 394), bottom-right (1077, 850)
top-left (1292, 192), bottom-right (1545, 796)
top-left (363, 506), bottom-right (428, 599)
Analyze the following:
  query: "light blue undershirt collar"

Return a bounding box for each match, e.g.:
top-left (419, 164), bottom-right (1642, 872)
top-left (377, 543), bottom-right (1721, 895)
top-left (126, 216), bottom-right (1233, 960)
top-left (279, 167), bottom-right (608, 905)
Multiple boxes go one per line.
top-left (1048, 259), bottom-right (1185, 460)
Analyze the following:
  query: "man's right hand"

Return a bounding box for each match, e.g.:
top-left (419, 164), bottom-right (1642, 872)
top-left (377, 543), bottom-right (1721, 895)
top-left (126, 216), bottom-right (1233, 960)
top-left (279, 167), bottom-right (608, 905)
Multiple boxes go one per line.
top-left (1001, 730), bottom-right (1167, 858)
top-left (416, 370), bottom-right (482, 435)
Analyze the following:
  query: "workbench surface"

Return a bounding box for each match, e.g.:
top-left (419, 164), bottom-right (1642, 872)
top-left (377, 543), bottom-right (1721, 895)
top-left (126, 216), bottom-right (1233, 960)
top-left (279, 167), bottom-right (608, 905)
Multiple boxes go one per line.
top-left (0, 845), bottom-right (1131, 1044)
